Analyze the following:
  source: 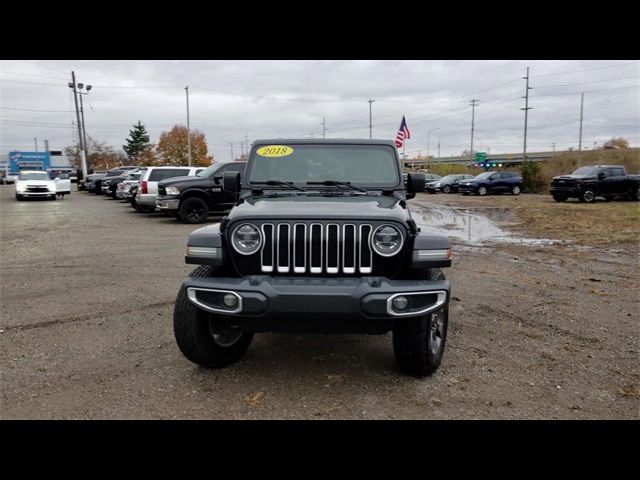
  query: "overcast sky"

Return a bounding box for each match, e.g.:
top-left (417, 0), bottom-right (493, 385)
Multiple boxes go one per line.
top-left (1, 60), bottom-right (638, 163)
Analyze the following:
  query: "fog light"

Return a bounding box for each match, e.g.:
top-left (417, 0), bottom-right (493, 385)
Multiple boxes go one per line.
top-left (222, 293), bottom-right (239, 308)
top-left (392, 296), bottom-right (409, 311)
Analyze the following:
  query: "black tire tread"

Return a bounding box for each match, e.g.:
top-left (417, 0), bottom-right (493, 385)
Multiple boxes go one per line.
top-left (392, 268), bottom-right (448, 377)
top-left (173, 265), bottom-right (253, 368)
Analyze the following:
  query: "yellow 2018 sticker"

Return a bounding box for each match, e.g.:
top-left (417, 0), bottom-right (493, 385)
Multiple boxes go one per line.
top-left (256, 145), bottom-right (294, 157)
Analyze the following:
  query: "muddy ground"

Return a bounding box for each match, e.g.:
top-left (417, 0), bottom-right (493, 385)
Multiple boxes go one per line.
top-left (0, 187), bottom-right (638, 419)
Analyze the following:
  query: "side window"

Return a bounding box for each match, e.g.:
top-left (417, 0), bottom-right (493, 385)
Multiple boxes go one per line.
top-left (195, 169), bottom-right (204, 175)
top-left (611, 168), bottom-right (625, 177)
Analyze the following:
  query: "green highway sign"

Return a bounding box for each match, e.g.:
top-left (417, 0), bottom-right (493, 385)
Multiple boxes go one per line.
top-left (474, 152), bottom-right (487, 162)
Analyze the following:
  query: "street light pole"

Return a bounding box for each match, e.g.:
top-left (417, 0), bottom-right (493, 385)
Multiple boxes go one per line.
top-left (185, 86), bottom-right (192, 166)
top-left (78, 88), bottom-right (90, 167)
top-left (69, 72), bottom-right (87, 179)
top-left (427, 128), bottom-right (440, 157)
top-left (368, 99), bottom-right (375, 139)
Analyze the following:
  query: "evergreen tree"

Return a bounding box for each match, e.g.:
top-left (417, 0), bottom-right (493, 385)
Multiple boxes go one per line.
top-left (123, 121), bottom-right (151, 160)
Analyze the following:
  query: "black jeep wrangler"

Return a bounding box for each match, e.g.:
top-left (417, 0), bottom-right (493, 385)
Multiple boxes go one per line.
top-left (173, 139), bottom-right (452, 376)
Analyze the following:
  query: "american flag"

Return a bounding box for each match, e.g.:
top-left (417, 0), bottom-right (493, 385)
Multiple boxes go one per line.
top-left (395, 116), bottom-right (410, 149)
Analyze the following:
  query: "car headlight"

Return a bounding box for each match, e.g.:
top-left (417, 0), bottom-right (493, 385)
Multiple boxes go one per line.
top-left (435, 182), bottom-right (441, 187)
top-left (231, 223), bottom-right (262, 255)
top-left (16, 183), bottom-right (25, 192)
top-left (165, 186), bottom-right (180, 195)
top-left (371, 225), bottom-right (404, 257)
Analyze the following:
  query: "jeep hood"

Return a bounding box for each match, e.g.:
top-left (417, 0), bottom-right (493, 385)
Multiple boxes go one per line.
top-left (227, 194), bottom-right (407, 222)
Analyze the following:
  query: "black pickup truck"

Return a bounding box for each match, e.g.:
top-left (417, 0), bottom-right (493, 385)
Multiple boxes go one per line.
top-left (550, 165), bottom-right (640, 203)
top-left (156, 161), bottom-right (246, 223)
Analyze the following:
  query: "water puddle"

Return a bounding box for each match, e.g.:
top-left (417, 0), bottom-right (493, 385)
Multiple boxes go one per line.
top-left (409, 203), bottom-right (560, 247)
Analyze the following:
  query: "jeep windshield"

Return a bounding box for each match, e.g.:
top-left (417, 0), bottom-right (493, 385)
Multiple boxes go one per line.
top-left (247, 144), bottom-right (400, 189)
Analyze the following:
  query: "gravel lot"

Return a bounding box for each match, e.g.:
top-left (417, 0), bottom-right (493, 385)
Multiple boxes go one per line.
top-left (1, 186), bottom-right (638, 419)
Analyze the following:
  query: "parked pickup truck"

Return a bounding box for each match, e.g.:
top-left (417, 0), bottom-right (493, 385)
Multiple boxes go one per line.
top-left (550, 165), bottom-right (640, 203)
top-left (156, 161), bottom-right (246, 223)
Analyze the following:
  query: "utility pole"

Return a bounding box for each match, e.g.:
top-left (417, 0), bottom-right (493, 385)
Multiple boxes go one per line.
top-left (521, 67), bottom-right (533, 163)
top-left (244, 132), bottom-right (249, 157)
top-left (69, 71), bottom-right (87, 179)
top-left (469, 99), bottom-right (479, 161)
top-left (552, 142), bottom-right (556, 152)
top-left (368, 99), bottom-right (375, 139)
top-left (577, 92), bottom-right (584, 167)
top-left (185, 86), bottom-right (192, 166)
top-left (230, 143), bottom-right (234, 161)
top-left (321, 117), bottom-right (327, 138)
top-left (437, 138), bottom-right (441, 159)
top-left (34, 137), bottom-right (38, 154)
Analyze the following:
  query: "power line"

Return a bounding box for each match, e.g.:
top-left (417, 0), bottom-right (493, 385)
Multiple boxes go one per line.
top-left (0, 107), bottom-right (74, 113)
top-left (531, 85), bottom-right (640, 98)
top-left (535, 75), bottom-right (640, 89)
top-left (534, 61), bottom-right (640, 77)
top-left (0, 71), bottom-right (69, 81)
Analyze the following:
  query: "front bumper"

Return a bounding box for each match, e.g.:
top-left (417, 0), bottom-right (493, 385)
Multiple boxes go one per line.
top-left (17, 191), bottom-right (53, 197)
top-left (550, 186), bottom-right (582, 196)
top-left (156, 196), bottom-right (180, 210)
top-left (457, 184), bottom-right (478, 193)
top-left (182, 275), bottom-right (450, 334)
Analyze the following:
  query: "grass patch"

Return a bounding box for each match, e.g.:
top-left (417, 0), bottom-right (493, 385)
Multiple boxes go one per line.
top-left (512, 197), bottom-right (640, 245)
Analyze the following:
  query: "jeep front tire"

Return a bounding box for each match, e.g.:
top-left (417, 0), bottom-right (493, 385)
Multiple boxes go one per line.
top-left (392, 268), bottom-right (449, 376)
top-left (174, 265), bottom-right (253, 368)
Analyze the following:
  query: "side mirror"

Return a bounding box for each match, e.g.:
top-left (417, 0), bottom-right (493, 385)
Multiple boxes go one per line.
top-left (598, 172), bottom-right (606, 179)
top-left (223, 171), bottom-right (241, 193)
top-left (406, 173), bottom-right (426, 197)
top-left (213, 174), bottom-right (223, 184)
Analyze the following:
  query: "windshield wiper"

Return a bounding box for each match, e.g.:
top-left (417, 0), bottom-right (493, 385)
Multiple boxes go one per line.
top-left (306, 180), bottom-right (367, 193)
top-left (252, 180), bottom-right (307, 192)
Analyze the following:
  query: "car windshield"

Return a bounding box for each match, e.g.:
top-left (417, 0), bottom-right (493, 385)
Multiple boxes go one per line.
top-left (19, 172), bottom-right (49, 181)
top-left (248, 144), bottom-right (400, 187)
top-left (197, 164), bottom-right (222, 178)
top-left (473, 172), bottom-right (494, 180)
top-left (572, 166), bottom-right (600, 176)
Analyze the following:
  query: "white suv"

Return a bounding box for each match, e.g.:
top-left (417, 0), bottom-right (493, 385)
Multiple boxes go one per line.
top-left (15, 170), bottom-right (57, 200)
top-left (135, 166), bottom-right (204, 212)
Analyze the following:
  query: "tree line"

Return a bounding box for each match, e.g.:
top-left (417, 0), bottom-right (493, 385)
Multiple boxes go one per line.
top-left (64, 122), bottom-right (214, 172)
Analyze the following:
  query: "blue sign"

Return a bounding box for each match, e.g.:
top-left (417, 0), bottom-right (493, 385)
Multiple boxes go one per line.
top-left (8, 151), bottom-right (51, 174)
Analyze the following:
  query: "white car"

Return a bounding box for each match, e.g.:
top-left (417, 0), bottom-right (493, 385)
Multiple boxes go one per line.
top-left (135, 166), bottom-right (204, 213)
top-left (15, 170), bottom-right (57, 201)
top-left (54, 173), bottom-right (72, 197)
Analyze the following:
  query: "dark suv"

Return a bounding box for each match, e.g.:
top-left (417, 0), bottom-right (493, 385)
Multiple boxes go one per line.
top-left (173, 139), bottom-right (453, 376)
top-left (458, 171), bottom-right (522, 196)
top-left (550, 165), bottom-right (640, 202)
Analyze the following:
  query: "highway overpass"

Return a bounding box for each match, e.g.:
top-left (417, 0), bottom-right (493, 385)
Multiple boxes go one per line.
top-left (403, 150), bottom-right (558, 168)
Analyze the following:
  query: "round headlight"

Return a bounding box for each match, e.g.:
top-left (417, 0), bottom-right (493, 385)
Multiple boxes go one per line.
top-left (371, 225), bottom-right (403, 257)
top-left (165, 186), bottom-right (180, 195)
top-left (231, 223), bottom-right (262, 255)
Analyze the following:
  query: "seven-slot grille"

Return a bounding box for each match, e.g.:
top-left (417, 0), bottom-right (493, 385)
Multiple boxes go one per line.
top-left (260, 223), bottom-right (373, 274)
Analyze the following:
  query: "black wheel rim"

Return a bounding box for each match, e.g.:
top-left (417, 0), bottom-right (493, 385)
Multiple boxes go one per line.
top-left (584, 190), bottom-right (595, 202)
top-left (208, 320), bottom-right (243, 347)
top-left (187, 205), bottom-right (205, 221)
top-left (428, 310), bottom-right (445, 358)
